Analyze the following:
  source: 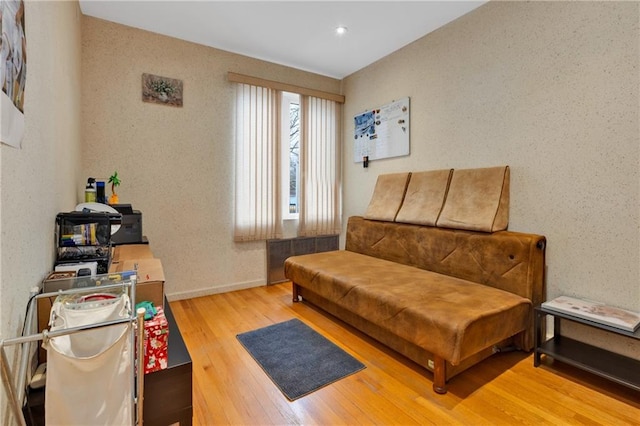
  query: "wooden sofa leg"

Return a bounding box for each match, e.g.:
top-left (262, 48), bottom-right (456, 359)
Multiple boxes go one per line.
top-left (432, 356), bottom-right (447, 394)
top-left (292, 283), bottom-right (300, 303)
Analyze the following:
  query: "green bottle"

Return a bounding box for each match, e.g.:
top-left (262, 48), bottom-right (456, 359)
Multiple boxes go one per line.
top-left (85, 177), bottom-right (96, 203)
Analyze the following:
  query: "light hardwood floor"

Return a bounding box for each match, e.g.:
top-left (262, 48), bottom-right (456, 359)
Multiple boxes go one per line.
top-left (170, 283), bottom-right (640, 425)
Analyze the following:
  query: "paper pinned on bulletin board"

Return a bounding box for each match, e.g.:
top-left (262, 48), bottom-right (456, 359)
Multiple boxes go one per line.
top-left (353, 97), bottom-right (410, 163)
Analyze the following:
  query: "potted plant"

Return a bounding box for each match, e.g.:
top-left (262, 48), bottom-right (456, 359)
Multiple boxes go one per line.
top-left (108, 171), bottom-right (121, 204)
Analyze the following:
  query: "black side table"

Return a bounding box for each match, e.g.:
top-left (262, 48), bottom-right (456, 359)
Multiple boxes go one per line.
top-left (143, 299), bottom-right (193, 425)
top-left (534, 305), bottom-right (640, 391)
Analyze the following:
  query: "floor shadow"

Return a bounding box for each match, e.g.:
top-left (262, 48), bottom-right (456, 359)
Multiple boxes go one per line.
top-left (535, 356), bottom-right (640, 408)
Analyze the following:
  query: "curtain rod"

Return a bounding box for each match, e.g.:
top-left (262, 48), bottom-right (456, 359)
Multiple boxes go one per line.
top-left (227, 72), bottom-right (345, 104)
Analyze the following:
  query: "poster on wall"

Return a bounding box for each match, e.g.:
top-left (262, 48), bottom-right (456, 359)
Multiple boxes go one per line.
top-left (1, 0), bottom-right (27, 149)
top-left (353, 97), bottom-right (409, 163)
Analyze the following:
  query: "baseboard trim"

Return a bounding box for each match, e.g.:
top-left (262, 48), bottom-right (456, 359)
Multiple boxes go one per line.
top-left (166, 279), bottom-right (265, 301)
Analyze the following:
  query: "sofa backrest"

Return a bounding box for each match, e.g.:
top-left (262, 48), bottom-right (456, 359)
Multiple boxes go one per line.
top-left (345, 216), bottom-right (546, 307)
top-left (364, 166), bottom-right (510, 232)
top-left (436, 166), bottom-right (510, 232)
top-left (363, 172), bottom-right (411, 222)
top-left (395, 169), bottom-right (452, 226)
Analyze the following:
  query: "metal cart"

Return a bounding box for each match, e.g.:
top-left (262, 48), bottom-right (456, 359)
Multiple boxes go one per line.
top-left (0, 272), bottom-right (146, 425)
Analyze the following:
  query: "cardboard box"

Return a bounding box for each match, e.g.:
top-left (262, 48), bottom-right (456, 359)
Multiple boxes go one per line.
top-left (111, 258), bottom-right (165, 309)
top-left (110, 244), bottom-right (154, 264)
top-left (38, 243), bottom-right (165, 363)
top-left (141, 307), bottom-right (169, 374)
top-left (37, 296), bottom-right (55, 363)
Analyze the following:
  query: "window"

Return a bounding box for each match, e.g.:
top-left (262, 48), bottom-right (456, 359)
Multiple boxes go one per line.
top-left (281, 92), bottom-right (300, 218)
top-left (233, 84), bottom-right (281, 242)
top-left (233, 80), bottom-right (342, 241)
top-left (298, 95), bottom-right (342, 237)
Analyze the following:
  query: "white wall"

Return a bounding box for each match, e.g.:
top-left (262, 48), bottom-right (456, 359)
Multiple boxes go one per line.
top-left (80, 2), bottom-right (639, 322)
top-left (80, 17), bottom-right (341, 300)
top-left (0, 1), bottom-right (82, 422)
top-left (1, 1), bottom-right (636, 421)
top-left (342, 1), bottom-right (639, 355)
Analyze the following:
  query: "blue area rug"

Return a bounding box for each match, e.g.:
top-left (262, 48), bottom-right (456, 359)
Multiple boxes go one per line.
top-left (237, 318), bottom-right (365, 400)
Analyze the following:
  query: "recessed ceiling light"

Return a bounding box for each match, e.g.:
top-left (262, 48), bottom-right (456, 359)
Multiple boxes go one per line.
top-left (335, 26), bottom-right (348, 36)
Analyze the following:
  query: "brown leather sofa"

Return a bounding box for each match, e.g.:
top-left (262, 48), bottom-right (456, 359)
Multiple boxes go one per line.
top-left (285, 167), bottom-right (546, 394)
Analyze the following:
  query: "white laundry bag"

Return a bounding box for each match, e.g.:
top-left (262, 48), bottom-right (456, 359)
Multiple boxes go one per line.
top-left (44, 293), bottom-right (133, 426)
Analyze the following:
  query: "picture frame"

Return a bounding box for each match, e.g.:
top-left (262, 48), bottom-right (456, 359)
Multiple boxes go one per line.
top-left (142, 73), bottom-right (183, 107)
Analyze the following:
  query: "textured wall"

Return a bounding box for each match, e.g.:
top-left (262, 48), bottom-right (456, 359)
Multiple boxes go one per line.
top-left (81, 17), bottom-right (341, 299)
top-left (0, 1), bottom-right (82, 422)
top-left (342, 2), bottom-right (639, 355)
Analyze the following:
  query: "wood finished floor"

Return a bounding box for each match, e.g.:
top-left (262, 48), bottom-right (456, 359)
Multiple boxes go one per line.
top-left (170, 283), bottom-right (640, 425)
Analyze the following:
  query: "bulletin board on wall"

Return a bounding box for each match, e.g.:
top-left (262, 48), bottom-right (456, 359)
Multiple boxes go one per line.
top-left (353, 97), bottom-right (410, 163)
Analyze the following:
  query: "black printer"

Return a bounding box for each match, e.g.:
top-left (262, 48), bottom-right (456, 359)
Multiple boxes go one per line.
top-left (110, 204), bottom-right (144, 245)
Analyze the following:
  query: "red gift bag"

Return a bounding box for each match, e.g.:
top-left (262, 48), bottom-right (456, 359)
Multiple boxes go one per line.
top-left (142, 307), bottom-right (169, 374)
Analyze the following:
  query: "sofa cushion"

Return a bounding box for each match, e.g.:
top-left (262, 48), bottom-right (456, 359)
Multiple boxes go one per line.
top-left (363, 172), bottom-right (411, 222)
top-left (395, 169), bottom-right (452, 226)
top-left (345, 216), bottom-right (545, 306)
top-left (285, 250), bottom-right (531, 365)
top-left (437, 166), bottom-right (510, 232)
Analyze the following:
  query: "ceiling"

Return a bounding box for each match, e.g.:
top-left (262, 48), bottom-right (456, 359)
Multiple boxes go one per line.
top-left (78, 1), bottom-right (487, 79)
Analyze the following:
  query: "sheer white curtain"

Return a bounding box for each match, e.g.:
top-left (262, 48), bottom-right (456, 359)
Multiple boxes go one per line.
top-left (234, 83), bottom-right (282, 241)
top-left (298, 95), bottom-right (342, 236)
